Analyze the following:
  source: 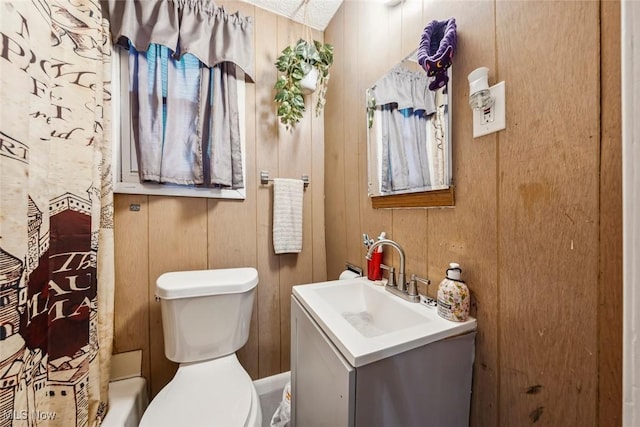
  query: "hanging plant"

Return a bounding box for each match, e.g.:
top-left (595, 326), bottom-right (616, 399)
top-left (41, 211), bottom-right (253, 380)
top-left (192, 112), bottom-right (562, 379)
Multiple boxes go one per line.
top-left (274, 38), bottom-right (334, 129)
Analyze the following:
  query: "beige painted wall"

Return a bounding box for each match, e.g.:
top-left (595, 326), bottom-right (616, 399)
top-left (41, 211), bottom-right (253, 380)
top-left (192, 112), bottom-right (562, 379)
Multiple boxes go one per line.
top-left (112, 1), bottom-right (327, 397)
top-left (323, 1), bottom-right (621, 427)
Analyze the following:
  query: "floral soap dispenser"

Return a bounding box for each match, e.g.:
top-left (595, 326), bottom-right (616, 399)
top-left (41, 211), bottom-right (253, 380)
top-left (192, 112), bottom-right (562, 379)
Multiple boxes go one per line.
top-left (437, 263), bottom-right (470, 322)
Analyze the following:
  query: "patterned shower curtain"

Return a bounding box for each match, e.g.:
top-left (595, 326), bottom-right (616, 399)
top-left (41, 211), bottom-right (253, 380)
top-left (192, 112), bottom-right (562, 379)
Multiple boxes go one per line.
top-left (0, 1), bottom-right (114, 426)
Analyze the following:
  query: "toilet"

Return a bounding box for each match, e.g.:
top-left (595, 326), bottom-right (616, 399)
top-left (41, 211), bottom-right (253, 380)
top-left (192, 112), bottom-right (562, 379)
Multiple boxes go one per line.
top-left (140, 267), bottom-right (262, 427)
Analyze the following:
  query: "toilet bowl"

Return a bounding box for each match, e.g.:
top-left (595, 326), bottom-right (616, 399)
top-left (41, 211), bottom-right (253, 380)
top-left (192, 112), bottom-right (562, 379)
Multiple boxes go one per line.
top-left (140, 267), bottom-right (261, 427)
top-left (140, 355), bottom-right (260, 426)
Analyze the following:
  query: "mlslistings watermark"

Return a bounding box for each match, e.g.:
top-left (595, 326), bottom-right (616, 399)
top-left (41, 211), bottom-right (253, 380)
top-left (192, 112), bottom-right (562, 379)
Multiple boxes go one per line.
top-left (2, 410), bottom-right (57, 421)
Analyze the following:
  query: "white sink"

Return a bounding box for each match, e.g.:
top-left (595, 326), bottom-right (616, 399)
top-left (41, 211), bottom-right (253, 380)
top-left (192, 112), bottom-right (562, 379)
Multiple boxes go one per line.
top-left (309, 280), bottom-right (428, 337)
top-left (292, 277), bottom-right (476, 367)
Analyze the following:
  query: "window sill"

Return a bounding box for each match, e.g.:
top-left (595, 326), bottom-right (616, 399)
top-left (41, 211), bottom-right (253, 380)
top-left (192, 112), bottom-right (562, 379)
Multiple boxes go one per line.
top-left (114, 182), bottom-right (245, 199)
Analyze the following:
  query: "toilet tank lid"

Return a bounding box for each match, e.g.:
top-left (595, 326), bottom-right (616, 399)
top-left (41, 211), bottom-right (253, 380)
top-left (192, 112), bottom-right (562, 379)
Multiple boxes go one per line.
top-left (156, 267), bottom-right (258, 299)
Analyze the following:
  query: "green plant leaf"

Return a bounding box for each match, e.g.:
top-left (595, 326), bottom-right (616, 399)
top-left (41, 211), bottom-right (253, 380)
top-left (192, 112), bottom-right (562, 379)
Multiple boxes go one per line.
top-left (294, 39), bottom-right (310, 56)
top-left (300, 62), bottom-right (313, 75)
top-left (278, 101), bottom-right (290, 114)
top-left (274, 90), bottom-right (286, 102)
top-left (293, 94), bottom-right (305, 108)
top-left (274, 77), bottom-right (287, 90)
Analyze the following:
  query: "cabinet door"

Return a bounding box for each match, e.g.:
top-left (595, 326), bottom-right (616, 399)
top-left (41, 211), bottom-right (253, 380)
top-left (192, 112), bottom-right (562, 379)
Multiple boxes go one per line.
top-left (291, 296), bottom-right (355, 427)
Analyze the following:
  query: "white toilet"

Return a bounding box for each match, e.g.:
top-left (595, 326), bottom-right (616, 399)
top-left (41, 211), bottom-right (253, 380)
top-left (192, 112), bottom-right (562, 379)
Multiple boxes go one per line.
top-left (140, 267), bottom-right (262, 427)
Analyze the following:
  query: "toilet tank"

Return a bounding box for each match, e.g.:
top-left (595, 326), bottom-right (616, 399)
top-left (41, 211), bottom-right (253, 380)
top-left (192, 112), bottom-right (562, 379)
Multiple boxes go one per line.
top-left (156, 267), bottom-right (258, 363)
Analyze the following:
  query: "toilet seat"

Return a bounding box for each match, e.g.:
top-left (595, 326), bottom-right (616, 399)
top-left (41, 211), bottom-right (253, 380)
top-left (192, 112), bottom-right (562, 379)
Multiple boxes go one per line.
top-left (139, 354), bottom-right (260, 427)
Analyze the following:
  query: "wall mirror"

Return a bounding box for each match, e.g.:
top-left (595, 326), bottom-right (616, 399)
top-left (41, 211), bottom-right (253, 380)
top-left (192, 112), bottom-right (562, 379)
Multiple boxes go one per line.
top-left (366, 53), bottom-right (454, 208)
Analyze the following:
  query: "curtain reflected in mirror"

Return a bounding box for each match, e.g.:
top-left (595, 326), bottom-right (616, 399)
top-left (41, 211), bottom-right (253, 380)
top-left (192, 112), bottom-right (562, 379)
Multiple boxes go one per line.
top-left (367, 61), bottom-right (452, 205)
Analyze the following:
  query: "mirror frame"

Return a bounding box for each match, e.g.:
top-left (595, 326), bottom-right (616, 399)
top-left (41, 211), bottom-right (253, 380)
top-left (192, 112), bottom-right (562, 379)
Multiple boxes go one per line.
top-left (371, 186), bottom-right (454, 209)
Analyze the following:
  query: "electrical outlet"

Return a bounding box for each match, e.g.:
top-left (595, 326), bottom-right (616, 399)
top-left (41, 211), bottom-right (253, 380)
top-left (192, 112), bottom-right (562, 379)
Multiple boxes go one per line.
top-left (473, 81), bottom-right (506, 138)
top-left (481, 106), bottom-right (494, 125)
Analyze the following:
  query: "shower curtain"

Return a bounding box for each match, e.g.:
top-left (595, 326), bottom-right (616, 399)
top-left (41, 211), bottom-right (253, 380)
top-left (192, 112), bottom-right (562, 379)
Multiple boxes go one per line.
top-left (0, 1), bottom-right (114, 426)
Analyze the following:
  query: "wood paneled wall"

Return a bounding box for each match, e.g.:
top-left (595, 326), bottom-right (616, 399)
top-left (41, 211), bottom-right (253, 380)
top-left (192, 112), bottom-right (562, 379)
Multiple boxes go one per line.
top-left (112, 1), bottom-right (327, 397)
top-left (324, 1), bottom-right (621, 426)
top-left (112, 0), bottom-right (622, 424)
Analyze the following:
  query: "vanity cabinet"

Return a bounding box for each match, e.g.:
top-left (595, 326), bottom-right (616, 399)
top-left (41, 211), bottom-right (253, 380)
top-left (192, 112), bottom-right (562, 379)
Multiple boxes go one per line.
top-left (291, 295), bottom-right (476, 427)
top-left (290, 295), bottom-right (355, 426)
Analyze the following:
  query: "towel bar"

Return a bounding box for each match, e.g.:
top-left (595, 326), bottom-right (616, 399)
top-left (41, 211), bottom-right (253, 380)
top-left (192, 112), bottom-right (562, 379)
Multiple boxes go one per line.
top-left (260, 170), bottom-right (309, 189)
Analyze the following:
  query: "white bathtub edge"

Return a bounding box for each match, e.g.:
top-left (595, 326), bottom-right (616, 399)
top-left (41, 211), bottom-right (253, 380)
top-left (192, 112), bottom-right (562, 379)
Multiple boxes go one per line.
top-left (102, 376), bottom-right (149, 427)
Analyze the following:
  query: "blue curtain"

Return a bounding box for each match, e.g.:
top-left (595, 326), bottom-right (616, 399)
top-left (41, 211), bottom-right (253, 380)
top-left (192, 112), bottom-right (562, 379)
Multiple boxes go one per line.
top-left (129, 43), bottom-right (205, 185)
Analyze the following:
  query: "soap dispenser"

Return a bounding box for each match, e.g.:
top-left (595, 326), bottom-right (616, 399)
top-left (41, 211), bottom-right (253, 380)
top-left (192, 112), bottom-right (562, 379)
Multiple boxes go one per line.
top-left (437, 263), bottom-right (470, 322)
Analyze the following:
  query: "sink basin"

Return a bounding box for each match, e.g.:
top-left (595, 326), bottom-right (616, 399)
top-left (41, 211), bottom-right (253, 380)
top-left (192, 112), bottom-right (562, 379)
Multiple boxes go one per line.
top-left (292, 277), bottom-right (476, 367)
top-left (310, 280), bottom-right (428, 337)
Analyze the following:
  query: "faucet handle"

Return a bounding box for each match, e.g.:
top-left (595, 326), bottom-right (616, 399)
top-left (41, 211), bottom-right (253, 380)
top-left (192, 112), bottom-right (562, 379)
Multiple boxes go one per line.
top-left (380, 264), bottom-right (396, 287)
top-left (409, 274), bottom-right (431, 297)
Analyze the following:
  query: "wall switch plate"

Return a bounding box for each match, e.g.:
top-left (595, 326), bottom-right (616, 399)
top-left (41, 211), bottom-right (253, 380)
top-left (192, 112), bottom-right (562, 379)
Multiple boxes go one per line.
top-left (473, 81), bottom-right (506, 138)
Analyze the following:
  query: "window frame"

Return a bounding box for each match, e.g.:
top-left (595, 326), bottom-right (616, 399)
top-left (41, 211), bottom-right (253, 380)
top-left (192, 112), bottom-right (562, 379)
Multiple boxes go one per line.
top-left (111, 46), bottom-right (247, 200)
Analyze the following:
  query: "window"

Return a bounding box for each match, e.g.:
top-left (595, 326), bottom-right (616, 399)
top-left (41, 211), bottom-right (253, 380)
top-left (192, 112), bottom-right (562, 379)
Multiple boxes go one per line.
top-left (111, 46), bottom-right (247, 199)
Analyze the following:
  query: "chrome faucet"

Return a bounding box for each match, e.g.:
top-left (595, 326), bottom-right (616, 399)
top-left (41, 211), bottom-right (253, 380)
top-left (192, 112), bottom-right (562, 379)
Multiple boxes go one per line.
top-left (366, 238), bottom-right (419, 302)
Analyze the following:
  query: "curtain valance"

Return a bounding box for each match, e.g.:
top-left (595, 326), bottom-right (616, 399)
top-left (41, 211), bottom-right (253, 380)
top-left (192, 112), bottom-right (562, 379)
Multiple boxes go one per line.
top-left (104, 0), bottom-right (255, 81)
top-left (370, 65), bottom-right (435, 113)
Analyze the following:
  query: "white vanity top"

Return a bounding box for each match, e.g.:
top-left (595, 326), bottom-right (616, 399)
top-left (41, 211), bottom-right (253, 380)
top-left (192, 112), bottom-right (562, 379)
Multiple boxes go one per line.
top-left (292, 277), bottom-right (477, 367)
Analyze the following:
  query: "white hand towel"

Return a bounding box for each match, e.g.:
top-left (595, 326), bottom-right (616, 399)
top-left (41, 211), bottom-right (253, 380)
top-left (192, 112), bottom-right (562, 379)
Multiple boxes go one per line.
top-left (273, 178), bottom-right (304, 254)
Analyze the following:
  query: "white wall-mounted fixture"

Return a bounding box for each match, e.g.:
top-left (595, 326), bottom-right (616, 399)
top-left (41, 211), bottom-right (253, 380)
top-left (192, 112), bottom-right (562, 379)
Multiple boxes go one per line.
top-left (468, 67), bottom-right (506, 138)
